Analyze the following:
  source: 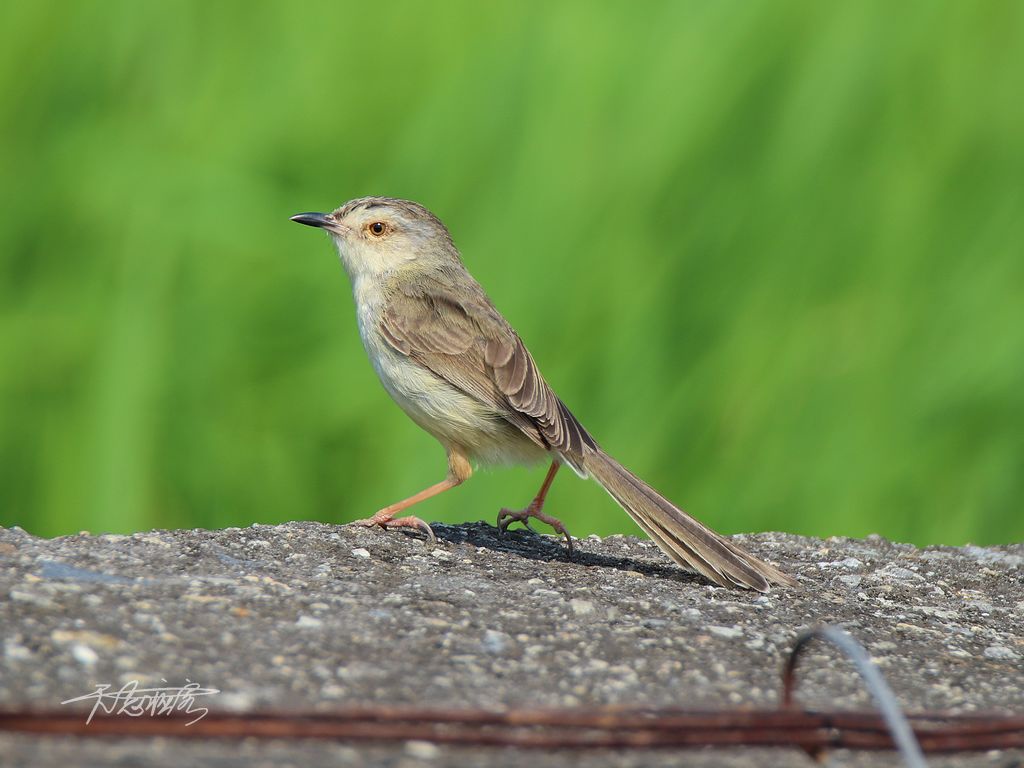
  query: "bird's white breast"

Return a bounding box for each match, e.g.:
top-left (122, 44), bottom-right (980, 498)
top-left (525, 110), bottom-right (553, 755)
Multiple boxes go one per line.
top-left (347, 272), bottom-right (546, 467)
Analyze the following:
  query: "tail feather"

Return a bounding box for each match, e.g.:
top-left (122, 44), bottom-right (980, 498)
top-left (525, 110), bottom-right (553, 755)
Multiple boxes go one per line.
top-left (581, 449), bottom-right (796, 592)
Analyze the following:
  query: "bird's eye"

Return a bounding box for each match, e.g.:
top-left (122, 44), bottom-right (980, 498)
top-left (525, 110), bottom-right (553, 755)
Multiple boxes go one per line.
top-left (368, 221), bottom-right (387, 237)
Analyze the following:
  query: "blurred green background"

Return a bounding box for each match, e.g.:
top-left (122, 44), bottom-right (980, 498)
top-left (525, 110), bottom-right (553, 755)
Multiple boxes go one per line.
top-left (1, 2), bottom-right (1022, 545)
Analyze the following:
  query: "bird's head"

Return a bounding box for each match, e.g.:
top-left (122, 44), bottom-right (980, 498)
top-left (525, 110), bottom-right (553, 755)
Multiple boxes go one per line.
top-left (291, 197), bottom-right (457, 280)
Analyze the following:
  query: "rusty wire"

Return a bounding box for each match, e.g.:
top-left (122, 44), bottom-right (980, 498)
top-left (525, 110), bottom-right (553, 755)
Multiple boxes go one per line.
top-left (784, 625), bottom-right (928, 766)
top-left (2, 707), bottom-right (1023, 752)
top-left (0, 625), bottom-right (1021, 757)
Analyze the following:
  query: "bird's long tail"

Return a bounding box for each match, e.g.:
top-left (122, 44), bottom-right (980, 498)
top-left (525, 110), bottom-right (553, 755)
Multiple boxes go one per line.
top-left (581, 449), bottom-right (797, 592)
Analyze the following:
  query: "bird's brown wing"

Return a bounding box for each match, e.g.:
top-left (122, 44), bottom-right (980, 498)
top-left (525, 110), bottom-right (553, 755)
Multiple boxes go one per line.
top-left (378, 272), bottom-right (596, 464)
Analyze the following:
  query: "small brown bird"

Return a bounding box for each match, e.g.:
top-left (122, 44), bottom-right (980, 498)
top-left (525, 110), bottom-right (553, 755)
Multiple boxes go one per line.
top-left (292, 197), bottom-right (796, 591)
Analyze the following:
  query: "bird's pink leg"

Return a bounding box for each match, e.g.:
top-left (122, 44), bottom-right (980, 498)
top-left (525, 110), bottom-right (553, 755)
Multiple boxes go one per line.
top-left (353, 450), bottom-right (473, 544)
top-left (498, 461), bottom-right (573, 552)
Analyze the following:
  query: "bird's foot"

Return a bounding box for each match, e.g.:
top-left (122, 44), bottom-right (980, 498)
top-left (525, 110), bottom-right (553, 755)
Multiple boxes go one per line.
top-left (351, 511), bottom-right (436, 545)
top-left (497, 504), bottom-right (574, 555)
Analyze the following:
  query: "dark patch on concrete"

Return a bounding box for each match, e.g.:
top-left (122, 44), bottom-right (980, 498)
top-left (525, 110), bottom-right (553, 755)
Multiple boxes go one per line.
top-left (38, 559), bottom-right (138, 585)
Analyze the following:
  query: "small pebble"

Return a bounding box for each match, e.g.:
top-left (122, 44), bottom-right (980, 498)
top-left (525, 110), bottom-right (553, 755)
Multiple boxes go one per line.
top-left (533, 588), bottom-right (561, 599)
top-left (71, 644), bottom-right (99, 666)
top-left (984, 645), bottom-right (1020, 661)
top-left (482, 630), bottom-right (510, 655)
top-left (405, 740), bottom-right (440, 759)
top-left (570, 599), bottom-right (595, 616)
top-left (708, 626), bottom-right (744, 640)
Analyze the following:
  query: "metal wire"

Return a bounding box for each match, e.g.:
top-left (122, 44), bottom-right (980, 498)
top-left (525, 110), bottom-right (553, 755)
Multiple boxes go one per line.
top-left (1, 706), bottom-right (1022, 751)
top-left (783, 625), bottom-right (928, 768)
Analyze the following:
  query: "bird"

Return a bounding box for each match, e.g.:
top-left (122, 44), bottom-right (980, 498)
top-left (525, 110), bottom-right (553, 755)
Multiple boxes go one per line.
top-left (291, 197), bottom-right (796, 591)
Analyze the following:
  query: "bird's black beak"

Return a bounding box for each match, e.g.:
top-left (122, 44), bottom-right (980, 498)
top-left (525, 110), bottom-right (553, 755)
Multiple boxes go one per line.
top-left (290, 212), bottom-right (333, 229)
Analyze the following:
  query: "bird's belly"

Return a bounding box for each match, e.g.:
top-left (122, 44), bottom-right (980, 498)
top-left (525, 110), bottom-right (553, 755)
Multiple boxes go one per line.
top-left (366, 340), bottom-right (547, 468)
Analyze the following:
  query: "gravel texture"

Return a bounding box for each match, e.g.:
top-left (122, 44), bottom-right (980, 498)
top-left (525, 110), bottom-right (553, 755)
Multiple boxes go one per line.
top-left (1, 521), bottom-right (1022, 767)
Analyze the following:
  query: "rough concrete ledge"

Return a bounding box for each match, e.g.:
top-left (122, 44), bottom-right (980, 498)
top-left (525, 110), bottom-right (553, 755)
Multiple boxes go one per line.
top-left (1, 522), bottom-right (1021, 767)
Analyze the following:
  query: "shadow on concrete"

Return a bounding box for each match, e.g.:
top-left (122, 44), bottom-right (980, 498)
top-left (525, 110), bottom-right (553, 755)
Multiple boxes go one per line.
top-left (429, 520), bottom-right (707, 588)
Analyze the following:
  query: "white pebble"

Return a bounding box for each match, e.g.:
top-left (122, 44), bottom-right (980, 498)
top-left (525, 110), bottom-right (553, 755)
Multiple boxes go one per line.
top-left (708, 625), bottom-right (743, 640)
top-left (71, 644), bottom-right (99, 666)
top-left (984, 645), bottom-right (1020, 661)
top-left (405, 740), bottom-right (440, 759)
top-left (570, 599), bottom-right (595, 616)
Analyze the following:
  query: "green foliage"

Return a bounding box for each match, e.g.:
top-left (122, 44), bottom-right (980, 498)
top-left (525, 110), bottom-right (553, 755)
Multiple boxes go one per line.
top-left (1, 1), bottom-right (1021, 545)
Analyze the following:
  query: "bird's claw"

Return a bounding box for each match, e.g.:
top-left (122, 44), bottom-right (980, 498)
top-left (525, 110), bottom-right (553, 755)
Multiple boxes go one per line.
top-left (497, 506), bottom-right (574, 556)
top-left (352, 513), bottom-right (437, 545)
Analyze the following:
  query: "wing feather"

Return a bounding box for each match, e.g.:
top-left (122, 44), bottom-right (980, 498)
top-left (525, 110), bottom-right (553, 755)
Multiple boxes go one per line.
top-left (378, 273), bottom-right (596, 462)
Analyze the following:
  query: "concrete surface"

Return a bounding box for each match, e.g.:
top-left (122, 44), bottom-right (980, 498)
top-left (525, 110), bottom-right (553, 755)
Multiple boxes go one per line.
top-left (0, 520), bottom-right (1021, 767)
